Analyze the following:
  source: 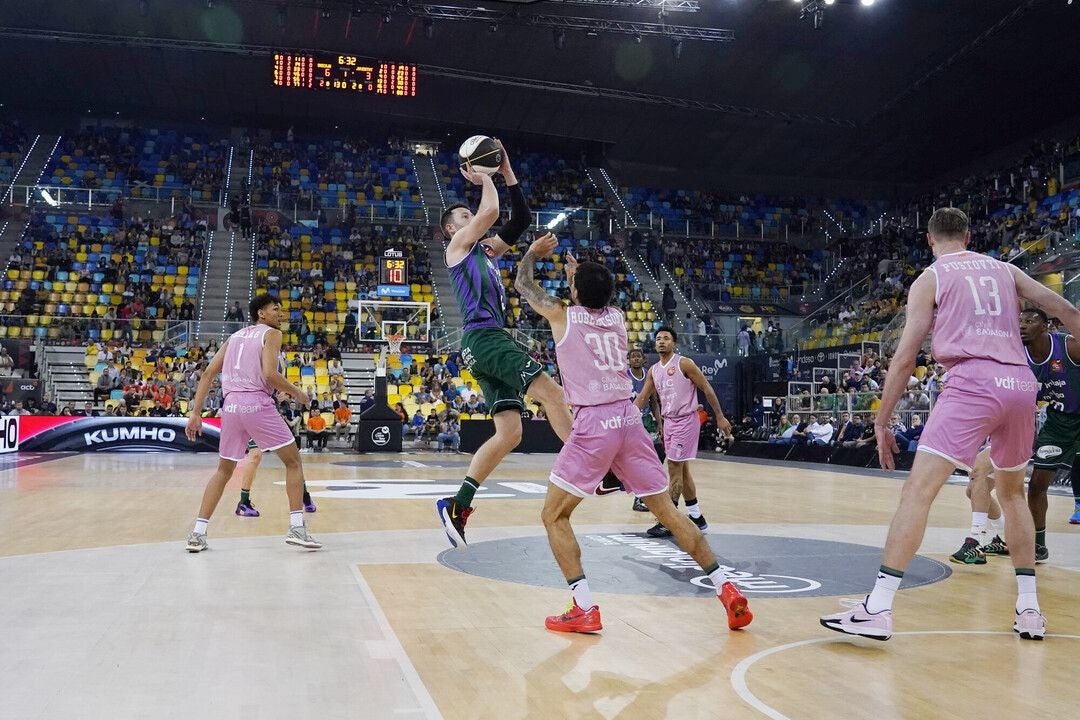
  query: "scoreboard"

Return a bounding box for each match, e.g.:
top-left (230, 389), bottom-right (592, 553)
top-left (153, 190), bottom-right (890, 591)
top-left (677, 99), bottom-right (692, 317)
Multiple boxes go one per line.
top-left (378, 250), bottom-right (410, 297)
top-left (272, 53), bottom-right (418, 97)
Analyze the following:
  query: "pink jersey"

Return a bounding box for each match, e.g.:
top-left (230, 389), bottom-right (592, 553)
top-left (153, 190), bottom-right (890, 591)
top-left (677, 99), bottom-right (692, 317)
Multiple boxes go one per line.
top-left (555, 305), bottom-right (633, 409)
top-left (924, 250), bottom-right (1027, 370)
top-left (650, 354), bottom-right (697, 418)
top-left (221, 323), bottom-right (275, 398)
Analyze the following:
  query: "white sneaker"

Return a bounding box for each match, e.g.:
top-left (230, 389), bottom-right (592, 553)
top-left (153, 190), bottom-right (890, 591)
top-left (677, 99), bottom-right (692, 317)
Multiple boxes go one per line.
top-left (820, 597), bottom-right (893, 641)
top-left (1013, 608), bottom-right (1046, 640)
top-left (185, 532), bottom-right (208, 553)
top-left (285, 525), bottom-right (322, 549)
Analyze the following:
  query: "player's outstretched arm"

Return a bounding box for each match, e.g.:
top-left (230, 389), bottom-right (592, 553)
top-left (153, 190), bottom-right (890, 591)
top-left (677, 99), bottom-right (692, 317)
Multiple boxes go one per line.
top-left (681, 357), bottom-right (731, 435)
top-left (487, 140), bottom-right (529, 259)
top-left (185, 340), bottom-right (228, 440)
top-left (515, 234), bottom-right (567, 340)
top-left (261, 328), bottom-right (310, 407)
top-left (874, 272), bottom-right (934, 469)
top-left (1009, 264), bottom-right (1080, 341)
top-left (446, 167), bottom-right (500, 263)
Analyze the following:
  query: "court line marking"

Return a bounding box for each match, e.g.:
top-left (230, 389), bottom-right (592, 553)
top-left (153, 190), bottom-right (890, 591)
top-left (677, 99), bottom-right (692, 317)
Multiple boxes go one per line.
top-left (349, 564), bottom-right (445, 720)
top-left (731, 630), bottom-right (1080, 719)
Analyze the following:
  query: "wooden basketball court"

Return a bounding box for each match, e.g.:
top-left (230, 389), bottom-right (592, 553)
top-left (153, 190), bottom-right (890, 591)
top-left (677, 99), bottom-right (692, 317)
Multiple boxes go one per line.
top-left (2, 450), bottom-right (1078, 719)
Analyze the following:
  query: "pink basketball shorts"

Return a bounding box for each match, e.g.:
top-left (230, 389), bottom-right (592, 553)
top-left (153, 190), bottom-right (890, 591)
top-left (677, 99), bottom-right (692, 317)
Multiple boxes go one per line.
top-left (550, 399), bottom-right (668, 498)
top-left (662, 411), bottom-right (700, 462)
top-left (218, 392), bottom-right (296, 461)
top-left (917, 359), bottom-right (1037, 472)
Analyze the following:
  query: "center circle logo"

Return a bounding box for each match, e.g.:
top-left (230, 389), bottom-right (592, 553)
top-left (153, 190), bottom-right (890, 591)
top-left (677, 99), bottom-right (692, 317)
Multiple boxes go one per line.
top-left (437, 533), bottom-right (950, 599)
top-left (371, 426), bottom-right (390, 446)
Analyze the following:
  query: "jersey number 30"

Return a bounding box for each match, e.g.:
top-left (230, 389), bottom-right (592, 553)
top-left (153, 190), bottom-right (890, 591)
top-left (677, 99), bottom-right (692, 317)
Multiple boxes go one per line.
top-left (585, 332), bottom-right (625, 371)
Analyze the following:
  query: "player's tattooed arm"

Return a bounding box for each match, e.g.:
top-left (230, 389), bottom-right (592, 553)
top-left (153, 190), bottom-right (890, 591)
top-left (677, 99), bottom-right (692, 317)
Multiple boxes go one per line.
top-left (515, 234), bottom-right (562, 316)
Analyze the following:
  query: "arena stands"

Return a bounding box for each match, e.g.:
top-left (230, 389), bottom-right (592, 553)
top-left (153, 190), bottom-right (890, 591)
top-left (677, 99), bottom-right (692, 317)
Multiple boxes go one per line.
top-left (45, 126), bottom-right (228, 202)
top-left (0, 121), bottom-right (29, 188)
top-left (253, 218), bottom-right (434, 348)
top-left (1, 211), bottom-right (203, 342)
top-left (248, 133), bottom-right (422, 219)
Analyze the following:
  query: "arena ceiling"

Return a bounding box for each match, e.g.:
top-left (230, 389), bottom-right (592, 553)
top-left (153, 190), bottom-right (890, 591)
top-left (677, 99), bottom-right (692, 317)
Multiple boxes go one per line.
top-left (0, 0), bottom-right (1077, 191)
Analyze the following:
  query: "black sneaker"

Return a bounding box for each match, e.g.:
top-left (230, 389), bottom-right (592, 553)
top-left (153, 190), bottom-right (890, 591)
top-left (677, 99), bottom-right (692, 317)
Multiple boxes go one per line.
top-left (980, 535), bottom-right (1009, 556)
top-left (437, 497), bottom-right (473, 548)
top-left (1035, 544), bottom-right (1049, 564)
top-left (598, 471), bottom-right (625, 495)
top-left (949, 537), bottom-right (987, 565)
top-left (690, 514), bottom-right (708, 532)
top-left (645, 522), bottom-right (672, 538)
top-left (632, 497), bottom-right (648, 512)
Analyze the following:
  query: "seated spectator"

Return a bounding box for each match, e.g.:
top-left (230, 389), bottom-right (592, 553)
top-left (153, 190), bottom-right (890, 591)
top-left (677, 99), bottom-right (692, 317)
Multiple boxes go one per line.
top-left (771, 414), bottom-right (810, 444)
top-left (410, 410), bottom-right (425, 439)
top-left (333, 401), bottom-right (352, 443)
top-left (465, 394), bottom-right (487, 415)
top-left (437, 416), bottom-right (461, 452)
top-left (816, 387), bottom-right (837, 413)
top-left (894, 413), bottom-right (925, 451)
top-left (818, 374), bottom-right (837, 395)
top-left (807, 416), bottom-right (835, 446)
top-left (842, 414), bottom-right (877, 448)
top-left (423, 409), bottom-right (440, 442)
top-left (835, 412), bottom-right (864, 446)
top-left (769, 414), bottom-right (794, 441)
top-left (305, 411), bottom-right (329, 452)
top-left (359, 390), bottom-right (375, 414)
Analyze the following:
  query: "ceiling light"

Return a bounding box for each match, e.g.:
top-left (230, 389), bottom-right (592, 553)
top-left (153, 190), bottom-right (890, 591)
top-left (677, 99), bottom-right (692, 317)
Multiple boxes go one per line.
top-left (860, 0), bottom-right (874, 5)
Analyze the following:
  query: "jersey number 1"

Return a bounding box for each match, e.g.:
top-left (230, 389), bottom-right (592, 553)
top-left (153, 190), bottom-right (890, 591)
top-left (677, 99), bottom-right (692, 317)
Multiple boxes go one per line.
top-left (964, 275), bottom-right (1001, 317)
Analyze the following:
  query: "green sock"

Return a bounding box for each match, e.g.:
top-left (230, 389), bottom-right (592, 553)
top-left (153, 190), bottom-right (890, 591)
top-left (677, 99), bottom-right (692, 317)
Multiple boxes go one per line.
top-left (1035, 528), bottom-right (1046, 547)
top-left (455, 476), bottom-right (480, 507)
top-left (240, 489), bottom-right (251, 505)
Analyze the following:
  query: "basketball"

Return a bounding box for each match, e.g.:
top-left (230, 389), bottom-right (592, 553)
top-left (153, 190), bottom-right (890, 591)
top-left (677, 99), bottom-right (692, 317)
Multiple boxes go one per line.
top-left (458, 135), bottom-right (503, 175)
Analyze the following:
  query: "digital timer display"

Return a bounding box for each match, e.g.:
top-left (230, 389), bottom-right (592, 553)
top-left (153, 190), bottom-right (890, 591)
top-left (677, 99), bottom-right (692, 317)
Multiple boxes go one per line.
top-left (381, 257), bottom-right (408, 285)
top-left (272, 53), bottom-right (418, 97)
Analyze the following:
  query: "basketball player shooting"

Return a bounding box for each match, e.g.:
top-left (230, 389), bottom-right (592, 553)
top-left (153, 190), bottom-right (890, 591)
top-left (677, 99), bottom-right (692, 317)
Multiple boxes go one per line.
top-left (436, 141), bottom-right (576, 548)
top-left (514, 240), bottom-right (752, 633)
top-left (820, 208), bottom-right (1080, 641)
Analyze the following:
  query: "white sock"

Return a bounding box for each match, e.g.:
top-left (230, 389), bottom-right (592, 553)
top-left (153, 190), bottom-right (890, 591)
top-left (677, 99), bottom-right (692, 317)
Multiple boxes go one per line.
top-left (289, 511), bottom-right (304, 528)
top-left (194, 518), bottom-right (209, 535)
top-left (970, 511), bottom-right (988, 536)
top-left (865, 568), bottom-right (903, 614)
top-left (1016, 572), bottom-right (1039, 613)
top-left (707, 565), bottom-right (731, 593)
top-left (990, 514), bottom-right (1003, 537)
top-left (569, 577), bottom-right (594, 610)
top-left (686, 501), bottom-right (702, 519)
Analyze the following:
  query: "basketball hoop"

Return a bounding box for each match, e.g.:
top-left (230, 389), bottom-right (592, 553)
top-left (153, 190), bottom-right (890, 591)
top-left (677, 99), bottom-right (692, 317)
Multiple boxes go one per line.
top-left (387, 333), bottom-right (404, 356)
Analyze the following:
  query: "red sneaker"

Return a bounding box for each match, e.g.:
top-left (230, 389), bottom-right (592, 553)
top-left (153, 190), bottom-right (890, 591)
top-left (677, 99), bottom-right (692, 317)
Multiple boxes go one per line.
top-left (545, 600), bottom-right (602, 633)
top-left (719, 581), bottom-right (753, 630)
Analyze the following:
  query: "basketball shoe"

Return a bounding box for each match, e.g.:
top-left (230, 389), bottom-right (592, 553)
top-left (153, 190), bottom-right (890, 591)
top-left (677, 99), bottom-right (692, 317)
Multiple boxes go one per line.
top-left (1035, 544), bottom-right (1049, 564)
top-left (690, 514), bottom-right (708, 532)
top-left (437, 497), bottom-right (473, 548)
top-left (645, 522), bottom-right (672, 538)
top-left (980, 535), bottom-right (1009, 556)
top-left (285, 525), bottom-right (322, 549)
top-left (1013, 608), bottom-right (1046, 640)
top-left (1070, 503), bottom-right (1080, 525)
top-left (949, 537), bottom-right (986, 565)
top-left (545, 600), bottom-right (602, 633)
top-left (820, 598), bottom-right (893, 640)
top-left (719, 582), bottom-right (753, 630)
top-left (185, 532), bottom-right (208, 553)
top-left (235, 502), bottom-right (260, 517)
top-left (632, 497), bottom-right (648, 512)
top-left (303, 492), bottom-right (317, 513)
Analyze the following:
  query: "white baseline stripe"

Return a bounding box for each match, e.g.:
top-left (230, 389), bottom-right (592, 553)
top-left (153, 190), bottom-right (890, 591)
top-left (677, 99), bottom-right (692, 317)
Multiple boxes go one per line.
top-left (349, 564), bottom-right (444, 720)
top-left (731, 631), bottom-right (1080, 719)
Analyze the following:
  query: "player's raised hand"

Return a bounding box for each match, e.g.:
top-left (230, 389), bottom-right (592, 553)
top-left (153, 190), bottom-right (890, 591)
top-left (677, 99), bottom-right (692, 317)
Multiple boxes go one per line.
top-left (459, 162), bottom-right (488, 186)
top-left (564, 249), bottom-right (579, 279)
top-left (493, 138), bottom-right (512, 177)
top-left (528, 233), bottom-right (558, 260)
